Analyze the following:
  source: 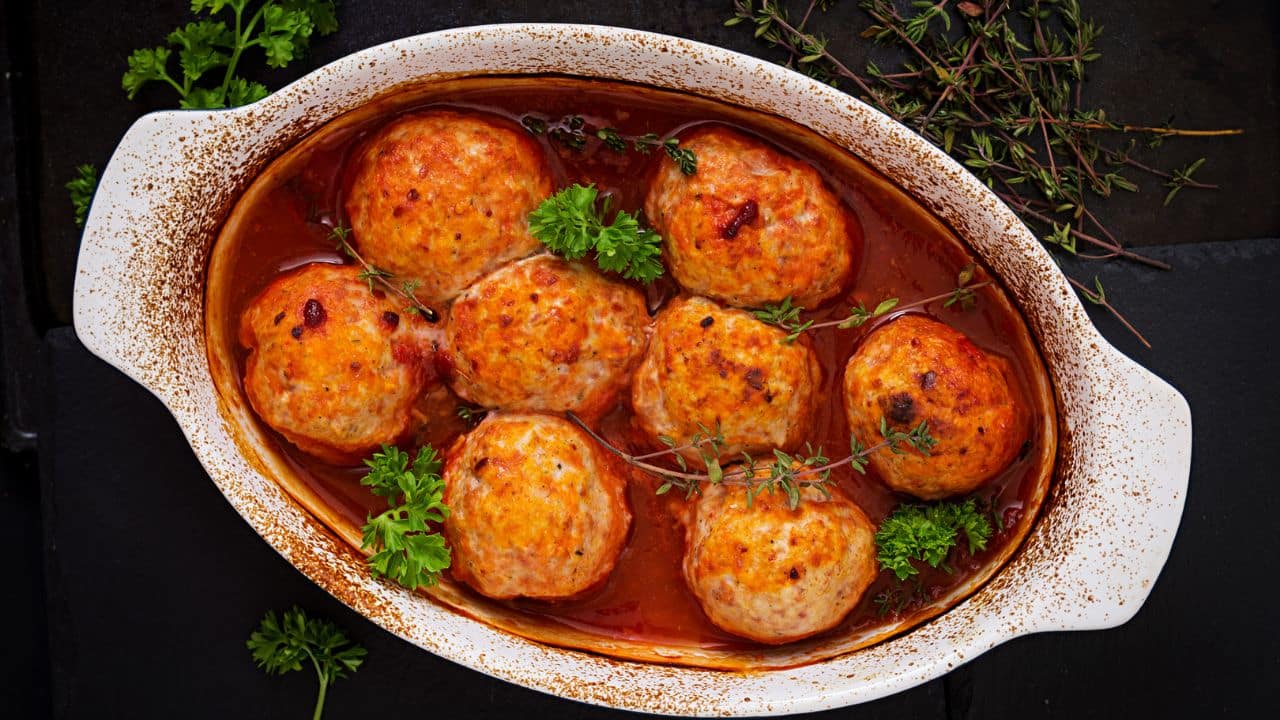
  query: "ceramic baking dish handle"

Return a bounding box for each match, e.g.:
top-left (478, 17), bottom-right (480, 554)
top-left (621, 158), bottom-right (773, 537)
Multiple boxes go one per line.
top-left (1012, 339), bottom-right (1191, 635)
top-left (72, 109), bottom-right (239, 404)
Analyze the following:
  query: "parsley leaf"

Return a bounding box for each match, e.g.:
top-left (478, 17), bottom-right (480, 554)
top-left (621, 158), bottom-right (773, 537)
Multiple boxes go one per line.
top-left (528, 183), bottom-right (665, 283)
top-left (121, 0), bottom-right (337, 108)
top-left (247, 606), bottom-right (366, 720)
top-left (874, 499), bottom-right (993, 581)
top-left (359, 445), bottom-right (451, 590)
top-left (66, 164), bottom-right (99, 228)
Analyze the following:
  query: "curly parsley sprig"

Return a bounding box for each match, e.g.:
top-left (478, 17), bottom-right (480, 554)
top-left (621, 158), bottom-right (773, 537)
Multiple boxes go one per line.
top-left (66, 164), bottom-right (99, 229)
top-left (122, 0), bottom-right (338, 109)
top-left (246, 606), bottom-right (366, 720)
top-left (529, 184), bottom-right (665, 283)
top-left (755, 265), bottom-right (990, 343)
top-left (874, 499), bottom-right (994, 581)
top-left (359, 445), bottom-right (451, 590)
top-left (567, 412), bottom-right (937, 510)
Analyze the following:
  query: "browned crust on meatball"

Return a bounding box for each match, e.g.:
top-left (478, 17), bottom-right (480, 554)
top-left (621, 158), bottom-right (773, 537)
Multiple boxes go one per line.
top-left (631, 295), bottom-right (820, 460)
top-left (443, 255), bottom-right (651, 417)
top-left (344, 110), bottom-right (553, 303)
top-left (683, 478), bottom-right (878, 644)
top-left (842, 314), bottom-right (1027, 499)
top-left (442, 413), bottom-right (633, 601)
top-left (644, 126), bottom-right (857, 308)
top-left (238, 263), bottom-right (432, 463)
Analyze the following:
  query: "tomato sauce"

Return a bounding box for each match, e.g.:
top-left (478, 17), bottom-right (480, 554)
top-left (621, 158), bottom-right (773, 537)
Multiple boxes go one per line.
top-left (212, 76), bottom-right (1054, 652)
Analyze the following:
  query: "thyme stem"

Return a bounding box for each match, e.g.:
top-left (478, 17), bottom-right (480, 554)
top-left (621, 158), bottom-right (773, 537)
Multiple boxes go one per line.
top-left (330, 226), bottom-right (439, 322)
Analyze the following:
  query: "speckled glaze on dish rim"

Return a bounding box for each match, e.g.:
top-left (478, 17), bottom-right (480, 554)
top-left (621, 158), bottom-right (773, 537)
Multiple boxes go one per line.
top-left (72, 25), bottom-right (1191, 716)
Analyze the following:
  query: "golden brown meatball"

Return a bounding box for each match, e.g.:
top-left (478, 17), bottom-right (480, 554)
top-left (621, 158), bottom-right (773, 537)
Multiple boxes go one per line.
top-left (443, 255), bottom-right (650, 417)
top-left (683, 478), bottom-right (877, 644)
top-left (238, 263), bottom-right (433, 463)
top-left (344, 110), bottom-right (553, 303)
top-left (843, 314), bottom-right (1026, 499)
top-left (631, 296), bottom-right (820, 459)
top-left (644, 126), bottom-right (857, 308)
top-left (442, 413), bottom-right (632, 600)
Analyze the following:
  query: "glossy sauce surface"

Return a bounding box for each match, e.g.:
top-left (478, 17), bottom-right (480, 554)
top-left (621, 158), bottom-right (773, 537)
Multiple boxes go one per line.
top-left (214, 77), bottom-right (1053, 651)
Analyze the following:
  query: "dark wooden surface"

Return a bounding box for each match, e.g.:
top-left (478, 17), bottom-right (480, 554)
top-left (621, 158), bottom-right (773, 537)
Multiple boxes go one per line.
top-left (3, 1), bottom-right (1279, 718)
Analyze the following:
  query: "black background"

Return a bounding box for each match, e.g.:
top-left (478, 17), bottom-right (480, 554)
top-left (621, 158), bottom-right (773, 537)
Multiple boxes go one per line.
top-left (3, 1), bottom-right (1278, 718)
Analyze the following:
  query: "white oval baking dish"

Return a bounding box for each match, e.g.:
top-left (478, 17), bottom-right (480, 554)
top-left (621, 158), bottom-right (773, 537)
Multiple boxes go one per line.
top-left (71, 24), bottom-right (1190, 716)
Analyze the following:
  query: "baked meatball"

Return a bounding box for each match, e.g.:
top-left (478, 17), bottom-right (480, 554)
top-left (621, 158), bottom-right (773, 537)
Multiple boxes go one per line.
top-left (644, 126), bottom-right (856, 308)
top-left (238, 263), bottom-right (432, 463)
top-left (443, 254), bottom-right (650, 417)
top-left (631, 296), bottom-right (820, 459)
top-left (442, 413), bottom-right (632, 600)
top-left (683, 478), bottom-right (877, 644)
top-left (843, 314), bottom-right (1025, 499)
top-left (344, 110), bottom-right (553, 303)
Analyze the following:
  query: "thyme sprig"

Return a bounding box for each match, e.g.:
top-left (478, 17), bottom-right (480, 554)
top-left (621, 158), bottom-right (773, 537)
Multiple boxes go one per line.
top-left (726, 0), bottom-right (1241, 344)
top-left (329, 225), bottom-right (438, 322)
top-left (521, 113), bottom-right (698, 175)
top-left (566, 411), bottom-right (936, 510)
top-left (1070, 274), bottom-right (1150, 348)
top-left (754, 265), bottom-right (991, 343)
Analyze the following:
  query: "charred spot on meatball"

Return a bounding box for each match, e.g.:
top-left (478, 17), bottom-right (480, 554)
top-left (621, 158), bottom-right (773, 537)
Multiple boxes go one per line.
top-left (303, 299), bottom-right (326, 328)
top-left (887, 392), bottom-right (917, 424)
top-left (721, 199), bottom-right (759, 239)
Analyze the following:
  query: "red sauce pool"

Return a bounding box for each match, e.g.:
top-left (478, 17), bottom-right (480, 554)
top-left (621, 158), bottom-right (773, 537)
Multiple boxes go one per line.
top-left (211, 76), bottom-right (1054, 653)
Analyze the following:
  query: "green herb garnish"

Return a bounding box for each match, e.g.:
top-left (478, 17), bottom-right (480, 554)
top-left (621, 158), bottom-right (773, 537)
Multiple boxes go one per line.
top-left (726, 0), bottom-right (1241, 346)
top-left (569, 412), bottom-right (938, 510)
top-left (528, 183), bottom-right (665, 283)
top-left (523, 114), bottom-right (697, 175)
top-left (329, 225), bottom-right (439, 322)
top-left (247, 606), bottom-right (366, 720)
top-left (359, 444), bottom-right (451, 590)
top-left (875, 499), bottom-right (993, 581)
top-left (66, 164), bottom-right (99, 228)
top-left (122, 0), bottom-right (338, 109)
top-left (754, 265), bottom-right (990, 343)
